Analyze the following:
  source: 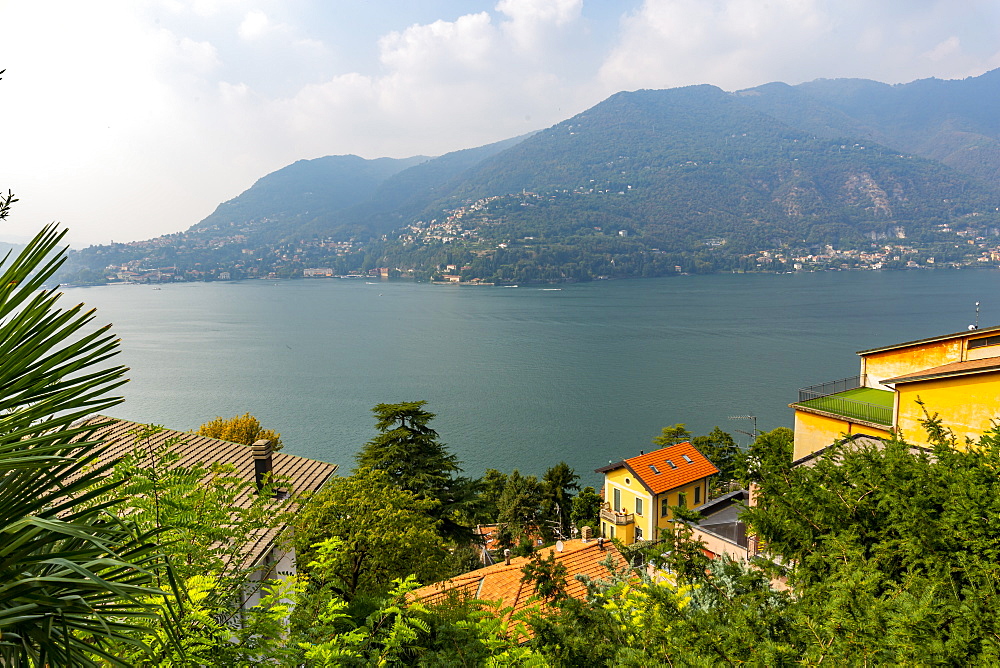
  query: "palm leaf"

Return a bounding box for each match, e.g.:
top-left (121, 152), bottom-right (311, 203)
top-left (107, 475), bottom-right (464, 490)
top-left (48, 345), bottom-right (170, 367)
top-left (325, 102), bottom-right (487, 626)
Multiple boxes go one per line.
top-left (0, 223), bottom-right (170, 666)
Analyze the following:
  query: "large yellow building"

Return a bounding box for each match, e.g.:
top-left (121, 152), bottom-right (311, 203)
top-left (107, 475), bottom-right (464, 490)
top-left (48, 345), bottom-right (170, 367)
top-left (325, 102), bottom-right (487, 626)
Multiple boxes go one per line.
top-left (595, 442), bottom-right (718, 544)
top-left (791, 325), bottom-right (1000, 460)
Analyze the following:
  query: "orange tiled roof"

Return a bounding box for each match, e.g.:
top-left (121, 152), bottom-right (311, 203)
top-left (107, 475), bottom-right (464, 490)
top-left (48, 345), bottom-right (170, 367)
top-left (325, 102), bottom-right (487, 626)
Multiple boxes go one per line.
top-left (408, 539), bottom-right (627, 626)
top-left (82, 416), bottom-right (338, 568)
top-left (608, 442), bottom-right (718, 495)
top-left (883, 357), bottom-right (1000, 384)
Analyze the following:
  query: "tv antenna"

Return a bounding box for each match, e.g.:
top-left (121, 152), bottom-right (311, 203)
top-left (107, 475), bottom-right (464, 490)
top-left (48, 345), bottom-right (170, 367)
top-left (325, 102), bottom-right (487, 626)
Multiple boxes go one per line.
top-left (971, 301), bottom-right (981, 330)
top-left (728, 415), bottom-right (758, 443)
top-left (545, 503), bottom-right (567, 541)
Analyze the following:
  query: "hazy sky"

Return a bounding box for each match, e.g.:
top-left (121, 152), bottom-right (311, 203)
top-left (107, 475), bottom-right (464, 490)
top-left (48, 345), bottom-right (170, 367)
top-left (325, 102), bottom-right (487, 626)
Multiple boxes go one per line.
top-left (3, 0), bottom-right (1000, 246)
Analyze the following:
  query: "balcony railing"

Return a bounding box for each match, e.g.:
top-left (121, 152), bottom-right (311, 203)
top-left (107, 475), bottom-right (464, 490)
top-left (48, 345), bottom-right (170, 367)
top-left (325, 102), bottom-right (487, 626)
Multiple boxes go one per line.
top-left (600, 506), bottom-right (635, 526)
top-left (795, 374), bottom-right (892, 426)
top-left (798, 375), bottom-right (865, 403)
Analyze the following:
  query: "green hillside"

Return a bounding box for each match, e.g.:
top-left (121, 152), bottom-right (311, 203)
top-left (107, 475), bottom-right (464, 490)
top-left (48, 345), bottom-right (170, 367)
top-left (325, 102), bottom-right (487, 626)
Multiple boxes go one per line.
top-left (59, 70), bottom-right (1000, 285)
top-left (420, 84), bottom-right (999, 250)
top-left (741, 69), bottom-right (1000, 184)
top-left (191, 154), bottom-right (429, 243)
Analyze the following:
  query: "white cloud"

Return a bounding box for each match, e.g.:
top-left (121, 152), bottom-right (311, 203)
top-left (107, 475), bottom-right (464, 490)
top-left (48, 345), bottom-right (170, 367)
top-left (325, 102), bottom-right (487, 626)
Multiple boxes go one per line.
top-left (599, 0), bottom-right (836, 91)
top-left (238, 9), bottom-right (273, 40)
top-left (3, 0), bottom-right (1000, 246)
top-left (924, 36), bottom-right (961, 63)
top-left (379, 13), bottom-right (497, 76)
top-left (496, 0), bottom-right (582, 52)
top-left (600, 0), bottom-right (1000, 92)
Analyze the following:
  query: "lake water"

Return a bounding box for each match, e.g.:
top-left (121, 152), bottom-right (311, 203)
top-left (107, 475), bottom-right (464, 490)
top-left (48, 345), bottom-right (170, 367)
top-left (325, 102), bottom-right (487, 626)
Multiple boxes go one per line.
top-left (69, 270), bottom-right (997, 487)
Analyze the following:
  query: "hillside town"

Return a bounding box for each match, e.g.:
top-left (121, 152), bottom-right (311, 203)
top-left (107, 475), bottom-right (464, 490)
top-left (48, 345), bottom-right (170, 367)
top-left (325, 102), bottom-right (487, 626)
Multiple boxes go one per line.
top-left (81, 235), bottom-right (1000, 285)
top-left (63, 191), bottom-right (1000, 285)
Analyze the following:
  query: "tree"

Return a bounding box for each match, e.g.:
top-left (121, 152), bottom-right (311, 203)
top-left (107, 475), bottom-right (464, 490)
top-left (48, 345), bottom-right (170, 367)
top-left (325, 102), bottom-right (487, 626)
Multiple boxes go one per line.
top-left (293, 468), bottom-right (450, 601)
top-left (495, 470), bottom-right (542, 554)
top-left (736, 420), bottom-right (1000, 663)
top-left (737, 426), bottom-right (793, 483)
top-left (521, 552), bottom-right (570, 603)
top-left (570, 486), bottom-right (603, 532)
top-left (356, 401), bottom-right (476, 543)
top-left (652, 423), bottom-right (692, 447)
top-left (0, 203), bottom-right (166, 663)
top-left (691, 426), bottom-right (740, 484)
top-left (475, 468), bottom-right (509, 524)
top-left (196, 411), bottom-right (283, 450)
top-left (299, 576), bottom-right (542, 667)
top-left (539, 461), bottom-right (579, 540)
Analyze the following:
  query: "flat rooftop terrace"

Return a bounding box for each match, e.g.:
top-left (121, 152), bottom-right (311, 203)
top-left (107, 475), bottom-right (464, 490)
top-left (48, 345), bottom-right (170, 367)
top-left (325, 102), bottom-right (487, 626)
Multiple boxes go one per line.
top-left (795, 387), bottom-right (894, 426)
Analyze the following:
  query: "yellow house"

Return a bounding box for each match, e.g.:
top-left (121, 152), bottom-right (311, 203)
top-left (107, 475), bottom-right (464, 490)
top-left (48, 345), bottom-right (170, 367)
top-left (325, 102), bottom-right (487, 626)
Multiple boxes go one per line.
top-left (595, 441), bottom-right (718, 544)
top-left (791, 325), bottom-right (1000, 460)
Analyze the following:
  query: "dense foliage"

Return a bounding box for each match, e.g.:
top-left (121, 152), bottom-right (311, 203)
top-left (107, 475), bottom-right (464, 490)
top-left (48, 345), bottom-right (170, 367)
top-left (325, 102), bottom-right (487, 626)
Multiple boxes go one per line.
top-left (0, 190), bottom-right (166, 667)
top-left (355, 401), bottom-right (478, 544)
top-left (97, 427), bottom-right (301, 666)
top-left (196, 411), bottom-right (284, 450)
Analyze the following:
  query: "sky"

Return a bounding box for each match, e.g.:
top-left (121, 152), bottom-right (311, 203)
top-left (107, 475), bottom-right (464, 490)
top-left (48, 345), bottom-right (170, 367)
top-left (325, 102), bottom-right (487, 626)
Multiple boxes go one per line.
top-left (3, 0), bottom-right (1000, 246)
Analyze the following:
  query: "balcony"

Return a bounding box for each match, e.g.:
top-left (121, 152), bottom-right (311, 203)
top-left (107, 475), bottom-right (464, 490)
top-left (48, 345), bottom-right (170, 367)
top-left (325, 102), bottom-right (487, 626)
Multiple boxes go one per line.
top-left (600, 505), bottom-right (635, 526)
top-left (794, 375), bottom-right (893, 427)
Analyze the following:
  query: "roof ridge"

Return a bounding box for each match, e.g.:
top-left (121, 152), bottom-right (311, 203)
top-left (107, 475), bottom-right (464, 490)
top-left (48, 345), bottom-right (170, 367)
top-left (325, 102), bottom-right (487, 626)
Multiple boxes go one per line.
top-left (88, 414), bottom-right (338, 466)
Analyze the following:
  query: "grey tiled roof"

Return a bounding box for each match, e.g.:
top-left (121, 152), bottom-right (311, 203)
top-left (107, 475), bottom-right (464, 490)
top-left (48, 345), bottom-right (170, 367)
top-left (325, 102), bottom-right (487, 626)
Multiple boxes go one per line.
top-left (82, 415), bottom-right (338, 569)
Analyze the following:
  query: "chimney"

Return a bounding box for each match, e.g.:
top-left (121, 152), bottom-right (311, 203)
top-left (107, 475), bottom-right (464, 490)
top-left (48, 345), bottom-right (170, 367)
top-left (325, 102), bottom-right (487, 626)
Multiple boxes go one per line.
top-left (597, 537), bottom-right (605, 551)
top-left (580, 526), bottom-right (592, 542)
top-left (504, 548), bottom-right (512, 565)
top-left (252, 439), bottom-right (273, 493)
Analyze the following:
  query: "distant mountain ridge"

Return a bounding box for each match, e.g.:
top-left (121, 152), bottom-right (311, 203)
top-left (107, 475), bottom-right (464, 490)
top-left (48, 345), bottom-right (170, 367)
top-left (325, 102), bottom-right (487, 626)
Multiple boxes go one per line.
top-left (738, 69), bottom-right (1000, 184)
top-left (191, 154), bottom-right (429, 242)
top-left (63, 69), bottom-right (1000, 284)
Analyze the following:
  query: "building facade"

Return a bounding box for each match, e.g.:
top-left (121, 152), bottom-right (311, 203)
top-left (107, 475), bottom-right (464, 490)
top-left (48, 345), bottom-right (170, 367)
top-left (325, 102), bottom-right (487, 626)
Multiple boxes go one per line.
top-left (791, 325), bottom-right (1000, 460)
top-left (595, 441), bottom-right (718, 544)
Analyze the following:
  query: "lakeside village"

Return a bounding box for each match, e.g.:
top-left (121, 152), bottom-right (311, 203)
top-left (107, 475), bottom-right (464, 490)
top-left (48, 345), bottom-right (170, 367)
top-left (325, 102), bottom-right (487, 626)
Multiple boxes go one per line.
top-left (94, 225), bottom-right (1000, 285)
top-left (82, 191), bottom-right (1000, 285)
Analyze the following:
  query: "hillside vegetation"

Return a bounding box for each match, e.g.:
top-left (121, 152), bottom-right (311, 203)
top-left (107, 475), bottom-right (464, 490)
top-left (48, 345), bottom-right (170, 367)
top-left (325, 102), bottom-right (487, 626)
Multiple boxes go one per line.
top-left (62, 69), bottom-right (1000, 284)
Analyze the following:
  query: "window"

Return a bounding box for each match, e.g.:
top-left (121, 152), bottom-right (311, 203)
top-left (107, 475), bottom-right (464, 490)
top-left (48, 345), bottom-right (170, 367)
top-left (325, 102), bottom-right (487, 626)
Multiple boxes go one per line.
top-left (661, 497), bottom-right (669, 517)
top-left (635, 498), bottom-right (643, 516)
top-left (649, 464), bottom-right (660, 474)
top-left (682, 454), bottom-right (693, 464)
top-left (969, 335), bottom-right (1000, 349)
top-left (610, 526), bottom-right (615, 539)
top-left (665, 459), bottom-right (677, 469)
top-left (694, 485), bottom-right (701, 505)
top-left (613, 487), bottom-right (621, 512)
top-left (678, 492), bottom-right (687, 508)
top-left (635, 526), bottom-right (643, 541)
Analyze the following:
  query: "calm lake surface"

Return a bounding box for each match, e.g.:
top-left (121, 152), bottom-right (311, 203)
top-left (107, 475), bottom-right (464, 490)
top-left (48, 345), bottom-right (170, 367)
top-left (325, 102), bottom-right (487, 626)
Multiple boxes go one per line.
top-left (70, 271), bottom-right (997, 486)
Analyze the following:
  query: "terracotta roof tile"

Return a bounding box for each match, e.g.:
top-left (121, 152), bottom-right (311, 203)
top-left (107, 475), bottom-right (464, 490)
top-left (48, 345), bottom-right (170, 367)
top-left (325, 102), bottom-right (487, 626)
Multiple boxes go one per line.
top-left (408, 539), bottom-right (628, 631)
top-left (81, 415), bottom-right (338, 568)
top-left (622, 442), bottom-right (718, 495)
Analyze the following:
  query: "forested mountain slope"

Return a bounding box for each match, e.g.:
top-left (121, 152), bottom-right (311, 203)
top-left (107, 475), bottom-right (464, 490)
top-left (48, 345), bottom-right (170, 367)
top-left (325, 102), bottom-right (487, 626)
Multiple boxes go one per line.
top-left (61, 70), bottom-right (1000, 284)
top-left (190, 154), bottom-right (429, 244)
top-left (740, 69), bottom-right (1000, 184)
top-left (411, 83), bottom-right (998, 252)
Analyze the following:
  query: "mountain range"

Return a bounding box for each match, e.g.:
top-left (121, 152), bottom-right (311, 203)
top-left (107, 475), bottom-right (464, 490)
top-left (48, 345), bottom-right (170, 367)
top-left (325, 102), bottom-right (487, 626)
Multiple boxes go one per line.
top-left (64, 69), bottom-right (1000, 284)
